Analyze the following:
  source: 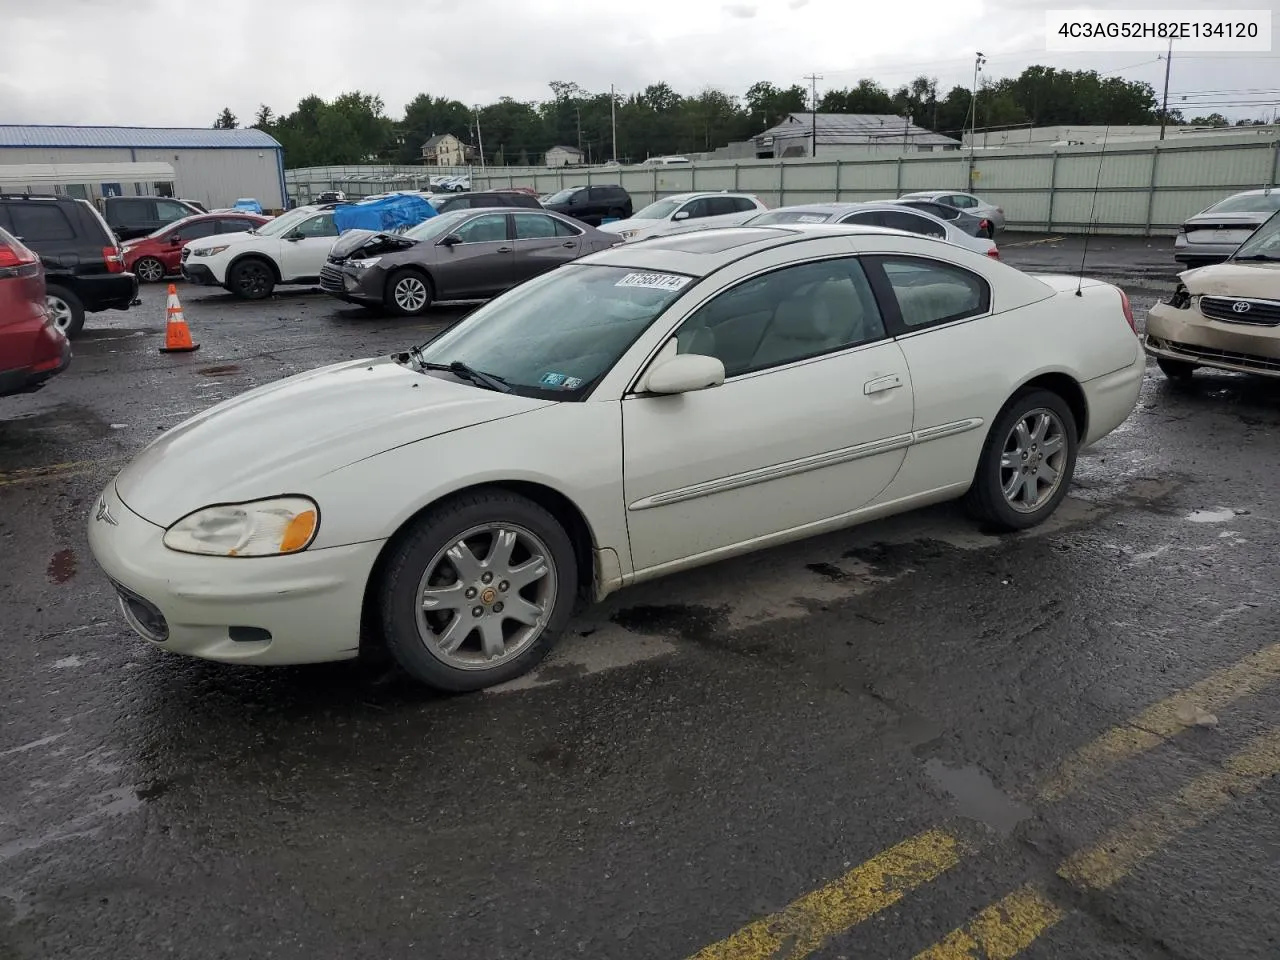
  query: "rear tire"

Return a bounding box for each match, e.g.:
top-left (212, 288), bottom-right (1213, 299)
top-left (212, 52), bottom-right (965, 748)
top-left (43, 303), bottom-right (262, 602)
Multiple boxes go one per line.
top-left (1157, 357), bottom-right (1196, 380)
top-left (227, 257), bottom-right (275, 300)
top-left (385, 269), bottom-right (433, 317)
top-left (45, 285), bottom-right (86, 337)
top-left (378, 490), bottom-right (578, 692)
top-left (134, 257), bottom-right (166, 284)
top-left (963, 388), bottom-right (1079, 532)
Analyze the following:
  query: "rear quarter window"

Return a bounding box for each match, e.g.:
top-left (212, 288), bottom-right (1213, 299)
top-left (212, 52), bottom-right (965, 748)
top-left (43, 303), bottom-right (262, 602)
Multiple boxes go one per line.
top-left (7, 202), bottom-right (77, 242)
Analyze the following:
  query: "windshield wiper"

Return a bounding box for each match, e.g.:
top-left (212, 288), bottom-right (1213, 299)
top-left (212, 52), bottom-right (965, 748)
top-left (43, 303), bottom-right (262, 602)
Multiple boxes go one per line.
top-left (412, 352), bottom-right (510, 393)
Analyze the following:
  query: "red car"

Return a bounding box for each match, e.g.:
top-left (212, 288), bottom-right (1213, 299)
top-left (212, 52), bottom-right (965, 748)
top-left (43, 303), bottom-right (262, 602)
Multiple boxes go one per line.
top-left (0, 225), bottom-right (70, 397)
top-left (121, 211), bottom-right (270, 284)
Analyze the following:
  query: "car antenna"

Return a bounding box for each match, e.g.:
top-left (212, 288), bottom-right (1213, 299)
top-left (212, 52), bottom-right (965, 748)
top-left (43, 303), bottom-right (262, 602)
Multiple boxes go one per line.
top-left (1076, 125), bottom-right (1111, 297)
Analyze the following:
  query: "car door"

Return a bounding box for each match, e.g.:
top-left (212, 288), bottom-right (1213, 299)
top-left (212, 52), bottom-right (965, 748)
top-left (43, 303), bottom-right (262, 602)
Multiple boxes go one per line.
top-left (670, 197), bottom-right (715, 229)
top-left (278, 212), bottom-right (340, 280)
top-left (162, 218), bottom-right (217, 269)
top-left (620, 253), bottom-right (915, 574)
top-left (511, 213), bottom-right (582, 284)
top-left (431, 212), bottom-right (513, 299)
top-left (106, 198), bottom-right (154, 240)
top-left (862, 253), bottom-right (996, 493)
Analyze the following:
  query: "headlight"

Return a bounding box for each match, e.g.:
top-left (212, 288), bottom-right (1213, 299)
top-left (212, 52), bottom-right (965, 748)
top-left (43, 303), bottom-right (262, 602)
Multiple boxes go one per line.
top-left (347, 257), bottom-right (381, 269)
top-left (190, 245), bottom-right (229, 258)
top-left (618, 230), bottom-right (637, 240)
top-left (163, 496), bottom-right (319, 557)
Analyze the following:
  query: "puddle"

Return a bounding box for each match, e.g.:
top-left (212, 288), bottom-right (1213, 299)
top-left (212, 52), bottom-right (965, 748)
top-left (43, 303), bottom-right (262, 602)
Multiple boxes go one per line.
top-left (611, 603), bottom-right (725, 644)
top-left (196, 364), bottom-right (242, 377)
top-left (923, 759), bottom-right (1031, 835)
top-left (842, 539), bottom-right (955, 576)
top-left (1186, 507), bottom-right (1236, 523)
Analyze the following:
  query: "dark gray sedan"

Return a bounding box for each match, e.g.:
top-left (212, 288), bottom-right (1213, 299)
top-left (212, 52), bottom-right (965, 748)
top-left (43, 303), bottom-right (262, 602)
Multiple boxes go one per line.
top-left (320, 208), bottom-right (620, 316)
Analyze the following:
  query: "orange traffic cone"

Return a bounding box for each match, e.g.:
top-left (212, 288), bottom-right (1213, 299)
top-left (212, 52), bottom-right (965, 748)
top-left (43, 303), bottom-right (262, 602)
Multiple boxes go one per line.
top-left (159, 283), bottom-right (199, 353)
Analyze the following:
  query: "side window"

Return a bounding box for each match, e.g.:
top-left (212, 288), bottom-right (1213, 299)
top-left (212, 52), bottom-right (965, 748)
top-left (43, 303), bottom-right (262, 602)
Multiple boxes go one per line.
top-left (454, 213), bottom-right (508, 243)
top-left (705, 197), bottom-right (739, 216)
top-left (295, 214), bottom-right (338, 238)
top-left (732, 197), bottom-right (758, 213)
top-left (217, 218), bottom-right (255, 233)
top-left (108, 198), bottom-right (150, 223)
top-left (678, 199), bottom-right (711, 220)
top-left (173, 220), bottom-right (217, 240)
top-left (7, 203), bottom-right (76, 242)
top-left (839, 211), bottom-right (886, 227)
top-left (949, 194), bottom-right (978, 209)
top-left (513, 213), bottom-right (559, 239)
top-left (879, 210), bottom-right (946, 239)
top-left (871, 256), bottom-right (990, 330)
top-left (156, 200), bottom-right (192, 220)
top-left (553, 218), bottom-right (581, 237)
top-left (674, 257), bottom-right (887, 377)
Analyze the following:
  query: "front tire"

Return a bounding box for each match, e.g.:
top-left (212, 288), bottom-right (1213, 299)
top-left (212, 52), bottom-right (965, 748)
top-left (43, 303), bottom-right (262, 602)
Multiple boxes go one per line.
top-left (45, 285), bottom-right (85, 337)
top-left (134, 257), bottom-right (166, 284)
top-left (379, 490), bottom-right (578, 692)
top-left (385, 269), bottom-right (433, 317)
top-left (963, 388), bottom-right (1079, 532)
top-left (1157, 357), bottom-right (1196, 380)
top-left (227, 257), bottom-right (275, 300)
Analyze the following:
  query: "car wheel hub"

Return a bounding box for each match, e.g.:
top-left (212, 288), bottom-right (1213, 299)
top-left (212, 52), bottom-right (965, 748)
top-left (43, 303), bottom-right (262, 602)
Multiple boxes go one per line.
top-left (414, 523), bottom-right (557, 671)
top-left (999, 408), bottom-right (1067, 513)
top-left (138, 259), bottom-right (163, 281)
top-left (46, 296), bottom-right (73, 331)
top-left (395, 278), bottom-right (427, 311)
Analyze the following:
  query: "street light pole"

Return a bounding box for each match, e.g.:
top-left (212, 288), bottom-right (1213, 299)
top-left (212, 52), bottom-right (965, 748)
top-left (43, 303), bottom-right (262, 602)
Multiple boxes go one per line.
top-left (473, 105), bottom-right (486, 173)
top-left (611, 83), bottom-right (618, 163)
top-left (1159, 39), bottom-right (1173, 140)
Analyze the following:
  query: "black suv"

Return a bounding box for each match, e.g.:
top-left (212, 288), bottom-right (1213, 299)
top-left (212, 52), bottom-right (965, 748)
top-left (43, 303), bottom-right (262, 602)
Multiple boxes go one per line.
top-left (0, 195), bottom-right (137, 336)
top-left (102, 196), bottom-right (204, 241)
top-left (540, 184), bottom-right (632, 226)
top-left (428, 191), bottom-right (542, 214)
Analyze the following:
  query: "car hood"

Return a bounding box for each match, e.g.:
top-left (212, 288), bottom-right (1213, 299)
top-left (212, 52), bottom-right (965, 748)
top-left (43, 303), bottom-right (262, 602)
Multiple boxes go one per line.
top-left (598, 218), bottom-right (665, 234)
top-left (1178, 260), bottom-right (1280, 295)
top-left (113, 356), bottom-right (552, 526)
top-left (328, 229), bottom-right (417, 261)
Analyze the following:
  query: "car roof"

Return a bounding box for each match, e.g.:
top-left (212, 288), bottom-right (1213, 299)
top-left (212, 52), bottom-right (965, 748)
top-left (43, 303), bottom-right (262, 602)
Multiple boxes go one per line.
top-left (653, 191), bottom-right (758, 202)
top-left (576, 222), bottom-right (926, 276)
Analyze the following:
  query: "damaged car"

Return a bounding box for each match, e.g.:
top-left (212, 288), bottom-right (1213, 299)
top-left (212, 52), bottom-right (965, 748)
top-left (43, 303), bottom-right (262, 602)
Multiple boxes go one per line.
top-left (319, 207), bottom-right (620, 316)
top-left (1146, 208), bottom-right (1280, 380)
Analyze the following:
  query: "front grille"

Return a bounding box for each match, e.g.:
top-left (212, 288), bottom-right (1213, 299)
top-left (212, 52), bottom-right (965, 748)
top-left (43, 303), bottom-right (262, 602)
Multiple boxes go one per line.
top-left (319, 262), bottom-right (345, 293)
top-left (1200, 295), bottom-right (1280, 326)
top-left (1154, 337), bottom-right (1280, 374)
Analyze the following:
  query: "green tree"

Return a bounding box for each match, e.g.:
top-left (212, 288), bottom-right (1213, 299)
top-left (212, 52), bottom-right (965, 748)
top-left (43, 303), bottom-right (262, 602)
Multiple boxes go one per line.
top-left (212, 107), bottom-right (238, 129)
top-left (745, 81), bottom-right (807, 132)
top-left (1190, 113), bottom-right (1230, 126)
top-left (252, 105), bottom-right (274, 130)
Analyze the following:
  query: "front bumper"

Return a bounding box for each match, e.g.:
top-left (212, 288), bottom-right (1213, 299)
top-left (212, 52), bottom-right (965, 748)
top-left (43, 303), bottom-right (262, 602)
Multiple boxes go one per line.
top-left (320, 261), bottom-right (383, 304)
top-left (1145, 301), bottom-right (1280, 377)
top-left (87, 481), bottom-right (385, 665)
top-left (181, 263), bottom-right (219, 285)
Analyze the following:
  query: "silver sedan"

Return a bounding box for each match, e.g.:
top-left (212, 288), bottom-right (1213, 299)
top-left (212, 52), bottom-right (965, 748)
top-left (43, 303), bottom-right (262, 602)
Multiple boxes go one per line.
top-left (1173, 189), bottom-right (1280, 267)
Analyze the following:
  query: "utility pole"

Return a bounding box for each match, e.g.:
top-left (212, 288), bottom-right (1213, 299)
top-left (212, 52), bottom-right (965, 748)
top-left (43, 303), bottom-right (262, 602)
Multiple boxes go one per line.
top-left (473, 105), bottom-right (486, 173)
top-left (576, 103), bottom-right (582, 151)
top-left (804, 73), bottom-right (822, 156)
top-left (1159, 38), bottom-right (1173, 140)
top-left (611, 83), bottom-right (618, 163)
top-left (969, 52), bottom-right (986, 151)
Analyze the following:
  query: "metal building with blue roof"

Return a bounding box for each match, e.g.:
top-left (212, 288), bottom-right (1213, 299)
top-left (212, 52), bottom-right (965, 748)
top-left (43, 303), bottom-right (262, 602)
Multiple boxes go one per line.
top-left (0, 125), bottom-right (287, 211)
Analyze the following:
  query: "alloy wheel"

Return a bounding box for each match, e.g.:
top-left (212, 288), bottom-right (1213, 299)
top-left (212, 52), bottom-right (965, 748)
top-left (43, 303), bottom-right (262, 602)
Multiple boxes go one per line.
top-left (999, 408), bottom-right (1068, 512)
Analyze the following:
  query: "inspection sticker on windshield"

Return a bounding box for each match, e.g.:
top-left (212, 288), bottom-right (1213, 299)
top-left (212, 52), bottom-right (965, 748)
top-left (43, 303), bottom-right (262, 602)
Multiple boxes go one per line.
top-left (562, 377), bottom-right (584, 389)
top-left (797, 214), bottom-right (827, 223)
top-left (540, 372), bottom-right (567, 387)
top-left (615, 272), bottom-right (691, 291)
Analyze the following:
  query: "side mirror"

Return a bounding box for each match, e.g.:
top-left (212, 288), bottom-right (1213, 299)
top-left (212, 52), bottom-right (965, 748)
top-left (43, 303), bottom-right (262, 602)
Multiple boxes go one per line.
top-left (169, 235), bottom-right (183, 245)
top-left (284, 231), bottom-right (303, 241)
top-left (643, 353), bottom-right (725, 395)
top-left (440, 234), bottom-right (462, 247)
top-left (673, 210), bottom-right (690, 221)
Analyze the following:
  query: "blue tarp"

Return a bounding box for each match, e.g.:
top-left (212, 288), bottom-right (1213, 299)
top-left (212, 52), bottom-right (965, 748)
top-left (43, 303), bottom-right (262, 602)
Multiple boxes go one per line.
top-left (333, 193), bottom-right (437, 234)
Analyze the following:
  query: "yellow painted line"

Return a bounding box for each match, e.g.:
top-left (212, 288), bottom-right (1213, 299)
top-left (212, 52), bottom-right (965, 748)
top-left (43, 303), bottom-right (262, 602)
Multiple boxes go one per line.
top-left (690, 644), bottom-right (1280, 960)
top-left (911, 887), bottom-right (1064, 960)
top-left (0, 460), bottom-right (103, 487)
top-left (1037, 642), bottom-right (1280, 801)
top-left (687, 830), bottom-right (961, 960)
top-left (913, 726), bottom-right (1280, 958)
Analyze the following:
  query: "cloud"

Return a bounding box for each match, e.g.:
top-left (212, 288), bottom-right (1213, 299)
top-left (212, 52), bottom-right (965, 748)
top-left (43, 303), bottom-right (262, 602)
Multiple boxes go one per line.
top-left (788, 0), bottom-right (809, 8)
top-left (723, 2), bottom-right (756, 17)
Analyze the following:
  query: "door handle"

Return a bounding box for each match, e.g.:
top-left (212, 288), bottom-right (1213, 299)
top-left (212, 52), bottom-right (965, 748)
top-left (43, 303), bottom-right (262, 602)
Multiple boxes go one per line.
top-left (863, 374), bottom-right (903, 395)
top-left (497, 246), bottom-right (512, 252)
top-left (562, 241), bottom-right (576, 248)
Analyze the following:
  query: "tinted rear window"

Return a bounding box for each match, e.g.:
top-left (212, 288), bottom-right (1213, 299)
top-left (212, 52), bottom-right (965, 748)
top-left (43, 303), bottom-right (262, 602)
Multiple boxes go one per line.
top-left (7, 202), bottom-right (76, 242)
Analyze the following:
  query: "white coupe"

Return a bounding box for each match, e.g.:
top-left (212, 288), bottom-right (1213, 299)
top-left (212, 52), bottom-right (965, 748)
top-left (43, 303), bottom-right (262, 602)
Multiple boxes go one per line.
top-left (89, 224), bottom-right (1144, 692)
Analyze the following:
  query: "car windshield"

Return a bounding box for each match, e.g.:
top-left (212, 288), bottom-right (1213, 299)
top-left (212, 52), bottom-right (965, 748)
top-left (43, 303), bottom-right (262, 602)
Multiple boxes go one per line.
top-left (544, 188), bottom-right (576, 204)
top-left (412, 264), bottom-right (695, 398)
top-left (404, 210), bottom-right (471, 241)
top-left (255, 208), bottom-right (315, 237)
top-left (1204, 192), bottom-right (1280, 215)
top-left (632, 198), bottom-right (684, 220)
top-left (146, 215), bottom-right (201, 239)
top-left (748, 209), bottom-right (835, 225)
top-left (1230, 209), bottom-right (1280, 260)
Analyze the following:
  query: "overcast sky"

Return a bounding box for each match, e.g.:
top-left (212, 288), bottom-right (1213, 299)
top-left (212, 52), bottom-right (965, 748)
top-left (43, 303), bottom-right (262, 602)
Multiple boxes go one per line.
top-left (5, 0), bottom-right (1279, 128)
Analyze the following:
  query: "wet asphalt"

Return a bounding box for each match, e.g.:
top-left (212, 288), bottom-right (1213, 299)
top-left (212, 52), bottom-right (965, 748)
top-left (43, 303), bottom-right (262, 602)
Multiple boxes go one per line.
top-left (2, 232), bottom-right (1279, 959)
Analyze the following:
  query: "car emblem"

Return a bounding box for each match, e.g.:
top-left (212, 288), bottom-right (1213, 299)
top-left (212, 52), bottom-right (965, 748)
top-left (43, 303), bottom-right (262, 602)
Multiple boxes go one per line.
top-left (1233, 301), bottom-right (1251, 313)
top-left (96, 497), bottom-right (118, 526)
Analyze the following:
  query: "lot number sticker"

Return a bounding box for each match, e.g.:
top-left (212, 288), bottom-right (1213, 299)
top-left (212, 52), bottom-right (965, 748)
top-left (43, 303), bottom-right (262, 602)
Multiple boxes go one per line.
top-left (615, 272), bottom-right (692, 291)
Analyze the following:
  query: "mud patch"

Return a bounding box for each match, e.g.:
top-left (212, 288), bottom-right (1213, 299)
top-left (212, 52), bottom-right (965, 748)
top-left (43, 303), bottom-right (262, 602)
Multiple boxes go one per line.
top-left (196, 364), bottom-right (242, 377)
top-left (842, 538), bottom-right (954, 577)
top-left (611, 603), bottom-right (726, 645)
top-left (806, 562), bottom-right (850, 582)
top-left (46, 549), bottom-right (77, 584)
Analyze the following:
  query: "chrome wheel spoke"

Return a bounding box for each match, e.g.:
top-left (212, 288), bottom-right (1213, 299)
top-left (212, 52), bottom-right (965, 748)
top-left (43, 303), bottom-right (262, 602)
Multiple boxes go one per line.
top-left (1020, 471), bottom-right (1040, 504)
top-left (1037, 462), bottom-right (1059, 486)
top-left (999, 406), bottom-right (1069, 513)
top-left (1013, 420), bottom-right (1033, 451)
top-left (506, 555), bottom-right (548, 590)
top-left (505, 596), bottom-right (544, 627)
top-left (438, 614), bottom-right (473, 655)
top-left (446, 541), bottom-right (484, 582)
top-left (1030, 412), bottom-right (1051, 445)
top-left (485, 528), bottom-right (518, 575)
top-left (479, 618), bottom-right (506, 659)
top-left (1002, 469), bottom-right (1023, 500)
top-left (422, 581), bottom-right (466, 612)
top-left (1040, 434), bottom-right (1064, 457)
top-left (999, 449), bottom-right (1023, 470)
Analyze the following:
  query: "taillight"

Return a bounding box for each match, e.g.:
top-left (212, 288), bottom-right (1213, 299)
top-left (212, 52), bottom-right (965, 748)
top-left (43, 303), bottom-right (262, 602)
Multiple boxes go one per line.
top-left (987, 246), bottom-right (999, 259)
top-left (103, 246), bottom-right (126, 272)
top-left (0, 241), bottom-right (39, 278)
top-left (1118, 287), bottom-right (1137, 334)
